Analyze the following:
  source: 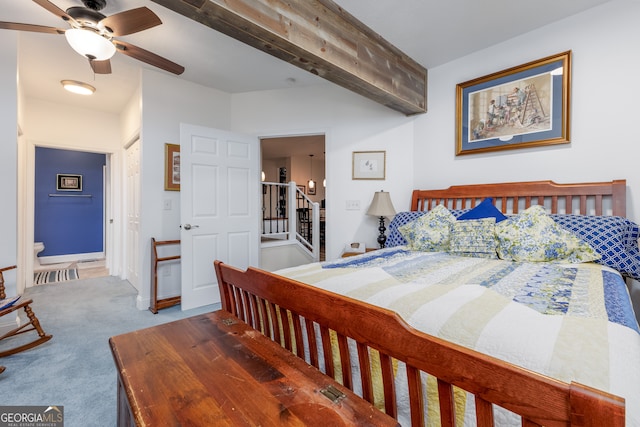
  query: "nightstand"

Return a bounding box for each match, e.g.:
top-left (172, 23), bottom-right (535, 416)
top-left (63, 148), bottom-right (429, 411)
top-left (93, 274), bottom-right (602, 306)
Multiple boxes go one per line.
top-left (341, 248), bottom-right (377, 258)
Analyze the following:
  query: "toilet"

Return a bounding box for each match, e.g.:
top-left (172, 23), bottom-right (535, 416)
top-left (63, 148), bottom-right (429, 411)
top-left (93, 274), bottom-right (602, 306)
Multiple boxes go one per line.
top-left (34, 242), bottom-right (45, 268)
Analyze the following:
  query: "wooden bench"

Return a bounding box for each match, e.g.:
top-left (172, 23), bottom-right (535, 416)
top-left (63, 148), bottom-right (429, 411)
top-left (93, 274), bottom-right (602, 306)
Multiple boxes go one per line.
top-left (109, 310), bottom-right (399, 426)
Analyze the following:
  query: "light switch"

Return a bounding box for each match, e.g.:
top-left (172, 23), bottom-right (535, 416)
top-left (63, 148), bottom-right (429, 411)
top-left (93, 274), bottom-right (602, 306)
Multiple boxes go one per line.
top-left (345, 200), bottom-right (360, 210)
top-left (163, 199), bottom-right (172, 210)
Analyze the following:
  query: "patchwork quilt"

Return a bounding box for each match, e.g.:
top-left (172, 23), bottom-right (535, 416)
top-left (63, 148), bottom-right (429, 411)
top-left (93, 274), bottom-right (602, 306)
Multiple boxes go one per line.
top-left (277, 248), bottom-right (640, 425)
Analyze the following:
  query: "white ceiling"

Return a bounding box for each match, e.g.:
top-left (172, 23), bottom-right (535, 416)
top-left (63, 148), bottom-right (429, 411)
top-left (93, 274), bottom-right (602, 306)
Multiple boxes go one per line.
top-left (2, 0), bottom-right (612, 115)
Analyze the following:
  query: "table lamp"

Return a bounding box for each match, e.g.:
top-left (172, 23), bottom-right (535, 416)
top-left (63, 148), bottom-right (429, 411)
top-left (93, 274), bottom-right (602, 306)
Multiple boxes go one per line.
top-left (366, 191), bottom-right (396, 248)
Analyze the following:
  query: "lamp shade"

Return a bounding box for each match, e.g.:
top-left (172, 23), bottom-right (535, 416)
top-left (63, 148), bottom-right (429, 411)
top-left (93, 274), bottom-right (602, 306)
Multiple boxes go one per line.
top-left (366, 191), bottom-right (396, 217)
top-left (65, 28), bottom-right (116, 60)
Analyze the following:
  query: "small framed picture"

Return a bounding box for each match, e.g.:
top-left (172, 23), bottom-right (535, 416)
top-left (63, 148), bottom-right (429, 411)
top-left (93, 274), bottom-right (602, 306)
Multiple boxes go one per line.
top-left (56, 174), bottom-right (82, 191)
top-left (352, 151), bottom-right (385, 180)
top-left (165, 143), bottom-right (180, 191)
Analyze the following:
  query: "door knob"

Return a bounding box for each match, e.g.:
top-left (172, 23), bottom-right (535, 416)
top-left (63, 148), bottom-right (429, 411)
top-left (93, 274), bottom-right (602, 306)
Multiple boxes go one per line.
top-left (183, 224), bottom-right (199, 230)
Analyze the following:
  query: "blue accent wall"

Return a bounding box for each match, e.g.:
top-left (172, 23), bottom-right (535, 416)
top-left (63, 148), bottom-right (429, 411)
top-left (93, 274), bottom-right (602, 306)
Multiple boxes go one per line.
top-left (35, 147), bottom-right (106, 257)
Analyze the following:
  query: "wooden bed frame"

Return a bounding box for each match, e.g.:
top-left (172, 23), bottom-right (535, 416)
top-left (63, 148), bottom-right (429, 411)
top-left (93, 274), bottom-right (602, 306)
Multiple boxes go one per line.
top-left (411, 179), bottom-right (626, 216)
top-left (214, 180), bottom-right (628, 426)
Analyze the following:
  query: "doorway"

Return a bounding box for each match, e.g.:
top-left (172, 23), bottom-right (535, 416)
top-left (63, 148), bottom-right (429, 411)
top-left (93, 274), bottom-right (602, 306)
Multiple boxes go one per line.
top-left (260, 135), bottom-right (326, 259)
top-left (29, 146), bottom-right (111, 286)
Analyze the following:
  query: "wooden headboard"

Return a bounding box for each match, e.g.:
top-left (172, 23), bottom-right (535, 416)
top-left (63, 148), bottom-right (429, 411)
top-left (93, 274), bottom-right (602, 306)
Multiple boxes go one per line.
top-left (411, 179), bottom-right (626, 216)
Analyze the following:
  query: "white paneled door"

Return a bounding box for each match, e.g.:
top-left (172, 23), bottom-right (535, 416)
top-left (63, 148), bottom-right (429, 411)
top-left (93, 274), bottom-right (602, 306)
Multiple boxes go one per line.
top-left (179, 124), bottom-right (260, 310)
top-left (125, 138), bottom-right (140, 291)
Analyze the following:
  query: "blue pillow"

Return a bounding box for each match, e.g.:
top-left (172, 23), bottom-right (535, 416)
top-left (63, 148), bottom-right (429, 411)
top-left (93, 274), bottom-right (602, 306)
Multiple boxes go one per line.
top-left (552, 214), bottom-right (640, 280)
top-left (0, 296), bottom-right (20, 310)
top-left (457, 198), bottom-right (508, 223)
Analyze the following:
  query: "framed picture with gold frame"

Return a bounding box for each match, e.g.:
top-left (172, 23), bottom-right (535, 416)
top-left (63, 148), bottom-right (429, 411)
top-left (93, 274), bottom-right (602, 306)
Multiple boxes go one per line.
top-left (164, 143), bottom-right (180, 191)
top-left (456, 51), bottom-right (571, 155)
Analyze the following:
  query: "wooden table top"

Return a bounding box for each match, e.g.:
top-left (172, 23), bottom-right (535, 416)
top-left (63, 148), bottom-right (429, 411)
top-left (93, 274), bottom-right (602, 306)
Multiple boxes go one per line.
top-left (109, 310), bottom-right (399, 426)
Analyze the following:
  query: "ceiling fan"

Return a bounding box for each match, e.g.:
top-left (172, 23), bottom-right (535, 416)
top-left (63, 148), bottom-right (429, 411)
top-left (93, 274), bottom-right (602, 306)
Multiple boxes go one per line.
top-left (0, 0), bottom-right (184, 75)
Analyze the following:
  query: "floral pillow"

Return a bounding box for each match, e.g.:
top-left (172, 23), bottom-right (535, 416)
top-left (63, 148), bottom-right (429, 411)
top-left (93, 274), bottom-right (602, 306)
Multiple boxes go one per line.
top-left (398, 204), bottom-right (456, 252)
top-left (387, 208), bottom-right (473, 247)
top-left (495, 205), bottom-right (600, 263)
top-left (449, 218), bottom-right (498, 258)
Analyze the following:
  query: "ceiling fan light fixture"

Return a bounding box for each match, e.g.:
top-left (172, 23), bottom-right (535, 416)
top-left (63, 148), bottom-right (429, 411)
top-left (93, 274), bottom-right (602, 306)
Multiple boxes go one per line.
top-left (65, 28), bottom-right (115, 60)
top-left (61, 80), bottom-right (96, 96)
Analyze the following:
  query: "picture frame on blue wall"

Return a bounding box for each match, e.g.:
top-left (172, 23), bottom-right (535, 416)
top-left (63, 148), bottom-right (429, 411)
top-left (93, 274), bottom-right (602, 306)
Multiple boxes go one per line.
top-left (56, 174), bottom-right (82, 191)
top-left (164, 143), bottom-right (180, 191)
top-left (456, 51), bottom-right (571, 155)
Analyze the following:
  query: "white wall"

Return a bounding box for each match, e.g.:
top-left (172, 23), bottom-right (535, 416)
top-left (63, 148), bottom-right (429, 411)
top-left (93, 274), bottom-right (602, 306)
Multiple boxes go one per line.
top-left (0, 33), bottom-right (18, 294)
top-left (138, 69), bottom-right (232, 308)
top-left (414, 0), bottom-right (640, 223)
top-left (23, 99), bottom-right (121, 151)
top-left (120, 82), bottom-right (142, 144)
top-left (291, 154), bottom-right (325, 203)
top-left (231, 83), bottom-right (417, 260)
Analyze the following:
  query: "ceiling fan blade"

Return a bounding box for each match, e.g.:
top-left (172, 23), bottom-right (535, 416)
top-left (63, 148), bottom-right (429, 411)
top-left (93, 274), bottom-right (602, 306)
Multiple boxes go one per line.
top-left (90, 58), bottom-right (112, 74)
top-left (32, 0), bottom-right (74, 22)
top-left (0, 22), bottom-right (64, 34)
top-left (114, 40), bottom-right (184, 75)
top-left (100, 7), bottom-right (161, 36)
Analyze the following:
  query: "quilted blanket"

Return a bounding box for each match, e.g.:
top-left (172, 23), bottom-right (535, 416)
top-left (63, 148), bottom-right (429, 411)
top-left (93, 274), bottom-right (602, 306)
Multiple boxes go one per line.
top-left (277, 248), bottom-right (640, 425)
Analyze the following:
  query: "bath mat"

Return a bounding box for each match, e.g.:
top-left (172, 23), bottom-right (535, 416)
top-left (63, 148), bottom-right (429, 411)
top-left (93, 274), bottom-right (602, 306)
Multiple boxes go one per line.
top-left (34, 268), bottom-right (79, 285)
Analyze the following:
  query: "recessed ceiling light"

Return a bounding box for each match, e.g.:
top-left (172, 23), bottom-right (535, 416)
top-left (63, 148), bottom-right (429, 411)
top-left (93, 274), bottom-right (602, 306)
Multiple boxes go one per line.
top-left (61, 80), bottom-right (96, 96)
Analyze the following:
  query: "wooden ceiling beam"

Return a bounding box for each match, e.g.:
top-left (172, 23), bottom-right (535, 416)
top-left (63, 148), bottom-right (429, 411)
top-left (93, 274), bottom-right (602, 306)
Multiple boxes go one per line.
top-left (151, 0), bottom-right (427, 115)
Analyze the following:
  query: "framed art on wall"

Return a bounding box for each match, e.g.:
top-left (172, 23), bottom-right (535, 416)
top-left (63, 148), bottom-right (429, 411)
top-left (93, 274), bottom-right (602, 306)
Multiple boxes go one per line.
top-left (456, 51), bottom-right (571, 155)
top-left (352, 151), bottom-right (386, 180)
top-left (164, 143), bottom-right (180, 191)
top-left (56, 174), bottom-right (82, 191)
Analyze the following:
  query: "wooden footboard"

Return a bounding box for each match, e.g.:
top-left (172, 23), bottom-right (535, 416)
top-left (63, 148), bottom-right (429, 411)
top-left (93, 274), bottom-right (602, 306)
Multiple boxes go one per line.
top-left (214, 260), bottom-right (625, 427)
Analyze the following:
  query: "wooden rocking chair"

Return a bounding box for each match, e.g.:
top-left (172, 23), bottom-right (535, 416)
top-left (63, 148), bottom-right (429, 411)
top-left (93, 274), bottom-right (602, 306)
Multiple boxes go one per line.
top-left (0, 265), bottom-right (52, 358)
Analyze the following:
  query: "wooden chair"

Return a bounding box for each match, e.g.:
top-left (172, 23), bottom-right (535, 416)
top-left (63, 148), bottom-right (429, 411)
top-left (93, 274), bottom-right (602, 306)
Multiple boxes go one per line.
top-left (0, 265), bottom-right (52, 357)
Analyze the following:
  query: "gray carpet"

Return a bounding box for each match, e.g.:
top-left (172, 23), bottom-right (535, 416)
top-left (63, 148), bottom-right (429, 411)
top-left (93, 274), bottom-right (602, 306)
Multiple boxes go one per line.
top-left (0, 275), bottom-right (218, 426)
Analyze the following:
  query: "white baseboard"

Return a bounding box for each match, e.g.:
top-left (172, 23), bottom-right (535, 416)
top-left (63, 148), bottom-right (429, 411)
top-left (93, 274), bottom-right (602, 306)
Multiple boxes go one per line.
top-left (136, 295), bottom-right (150, 311)
top-left (38, 252), bottom-right (104, 265)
